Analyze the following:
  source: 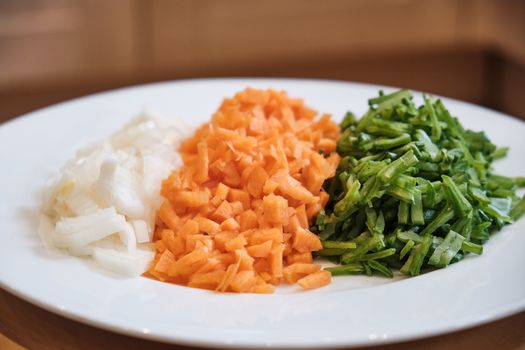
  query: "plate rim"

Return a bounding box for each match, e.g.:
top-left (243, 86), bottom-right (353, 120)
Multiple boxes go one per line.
top-left (1, 279), bottom-right (525, 349)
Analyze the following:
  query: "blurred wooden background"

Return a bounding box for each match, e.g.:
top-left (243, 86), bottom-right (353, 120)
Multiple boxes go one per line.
top-left (1, 0), bottom-right (524, 122)
top-left (0, 1), bottom-right (524, 349)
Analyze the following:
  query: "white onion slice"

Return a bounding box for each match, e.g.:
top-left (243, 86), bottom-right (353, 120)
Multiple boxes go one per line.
top-left (131, 219), bottom-right (150, 243)
top-left (53, 207), bottom-right (127, 248)
top-left (41, 114), bottom-right (191, 276)
top-left (92, 247), bottom-right (155, 276)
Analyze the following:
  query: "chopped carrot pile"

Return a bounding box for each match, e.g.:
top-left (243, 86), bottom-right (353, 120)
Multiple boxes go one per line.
top-left (146, 88), bottom-right (340, 293)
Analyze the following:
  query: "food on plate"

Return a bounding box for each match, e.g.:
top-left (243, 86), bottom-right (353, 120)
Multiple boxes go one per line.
top-left (39, 86), bottom-right (524, 293)
top-left (312, 90), bottom-right (525, 278)
top-left (40, 115), bottom-right (189, 275)
top-left (146, 88), bottom-right (340, 292)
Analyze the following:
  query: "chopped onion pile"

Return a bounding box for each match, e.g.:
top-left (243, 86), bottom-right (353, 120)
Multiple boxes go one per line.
top-left (41, 113), bottom-right (189, 276)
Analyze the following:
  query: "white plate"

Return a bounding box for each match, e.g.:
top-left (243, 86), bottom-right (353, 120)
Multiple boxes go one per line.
top-left (0, 79), bottom-right (524, 349)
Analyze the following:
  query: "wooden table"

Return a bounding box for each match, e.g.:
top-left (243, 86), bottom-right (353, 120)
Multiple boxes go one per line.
top-left (1, 288), bottom-right (524, 350)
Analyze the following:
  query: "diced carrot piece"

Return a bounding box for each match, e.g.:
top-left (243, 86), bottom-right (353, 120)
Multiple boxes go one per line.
top-left (304, 166), bottom-right (326, 194)
top-left (297, 270), bottom-right (332, 290)
top-left (222, 161), bottom-right (242, 187)
top-left (249, 228), bottom-right (283, 245)
top-left (197, 204), bottom-right (215, 217)
top-left (295, 204), bottom-right (308, 228)
top-left (283, 239), bottom-right (293, 256)
top-left (285, 185), bottom-right (317, 204)
top-left (178, 219), bottom-right (200, 237)
top-left (145, 266), bottom-right (168, 282)
top-left (309, 150), bottom-right (329, 171)
top-left (248, 109), bottom-right (268, 135)
top-left (263, 194), bottom-right (288, 225)
top-left (154, 239), bottom-right (166, 253)
top-left (284, 263), bottom-right (321, 275)
top-left (251, 283), bottom-right (275, 294)
top-left (194, 258), bottom-right (221, 275)
top-left (253, 258), bottom-right (270, 274)
top-left (210, 195), bottom-right (222, 207)
top-left (326, 153), bottom-right (340, 176)
top-left (154, 250), bottom-right (175, 274)
top-left (214, 126), bottom-right (240, 140)
top-left (317, 138), bottom-right (336, 153)
top-left (213, 232), bottom-right (237, 252)
top-left (225, 235), bottom-right (247, 252)
top-left (288, 158), bottom-right (309, 174)
top-left (171, 190), bottom-right (209, 207)
top-left (161, 229), bottom-right (185, 257)
top-left (153, 224), bottom-right (165, 241)
top-left (239, 210), bottom-right (258, 231)
top-left (258, 271), bottom-right (272, 282)
top-left (285, 215), bottom-right (301, 234)
top-left (215, 182), bottom-right (230, 200)
top-left (232, 136), bottom-right (257, 152)
top-left (263, 179), bottom-right (279, 194)
top-left (235, 249), bottom-right (255, 271)
top-left (269, 243), bottom-right (284, 279)
top-left (319, 191), bottom-right (329, 207)
top-left (194, 216), bottom-right (220, 234)
top-left (246, 240), bottom-right (273, 258)
top-left (230, 201), bottom-right (244, 215)
top-left (161, 172), bottom-right (183, 195)
top-left (293, 228), bottom-right (323, 253)
top-left (158, 201), bottom-right (180, 231)
top-left (186, 234), bottom-right (212, 252)
top-left (306, 201), bottom-right (322, 219)
top-left (218, 252), bottom-right (236, 265)
top-left (230, 270), bottom-right (257, 293)
top-left (246, 166), bottom-right (269, 198)
top-left (236, 155), bottom-right (253, 174)
top-left (179, 124), bottom-right (207, 153)
top-left (283, 270), bottom-right (301, 284)
top-left (270, 170), bottom-right (316, 203)
top-left (287, 252), bottom-right (313, 264)
top-left (228, 189), bottom-right (251, 210)
top-left (168, 249), bottom-right (208, 277)
top-left (194, 140), bottom-right (209, 184)
top-left (210, 200), bottom-right (233, 222)
top-left (216, 259), bottom-right (241, 292)
top-left (243, 87), bottom-right (270, 104)
top-left (188, 269), bottom-right (226, 290)
top-left (220, 217), bottom-right (240, 231)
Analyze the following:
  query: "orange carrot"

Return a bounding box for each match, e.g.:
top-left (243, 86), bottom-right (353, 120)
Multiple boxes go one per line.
top-left (154, 250), bottom-right (175, 274)
top-left (263, 194), bottom-right (288, 225)
top-left (149, 88), bottom-right (340, 293)
top-left (246, 166), bottom-right (268, 198)
top-left (220, 217), bottom-right (240, 231)
top-left (297, 270), bottom-right (332, 290)
top-left (224, 235), bottom-right (247, 252)
top-left (230, 270), bottom-right (257, 293)
top-left (246, 240), bottom-right (273, 258)
top-left (188, 270), bottom-right (226, 290)
top-left (194, 140), bottom-right (209, 183)
top-left (158, 201), bottom-right (180, 231)
top-left (210, 200), bottom-right (233, 222)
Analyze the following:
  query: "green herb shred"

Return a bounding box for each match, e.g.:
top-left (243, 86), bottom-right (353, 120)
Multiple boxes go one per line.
top-left (312, 90), bottom-right (525, 278)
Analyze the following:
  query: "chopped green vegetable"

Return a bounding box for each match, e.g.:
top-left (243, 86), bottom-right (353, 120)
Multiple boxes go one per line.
top-left (322, 241), bottom-right (358, 249)
top-left (428, 230), bottom-right (464, 267)
top-left (367, 260), bottom-right (394, 278)
top-left (313, 89), bottom-right (523, 278)
top-left (399, 240), bottom-right (415, 259)
top-left (325, 263), bottom-right (365, 276)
